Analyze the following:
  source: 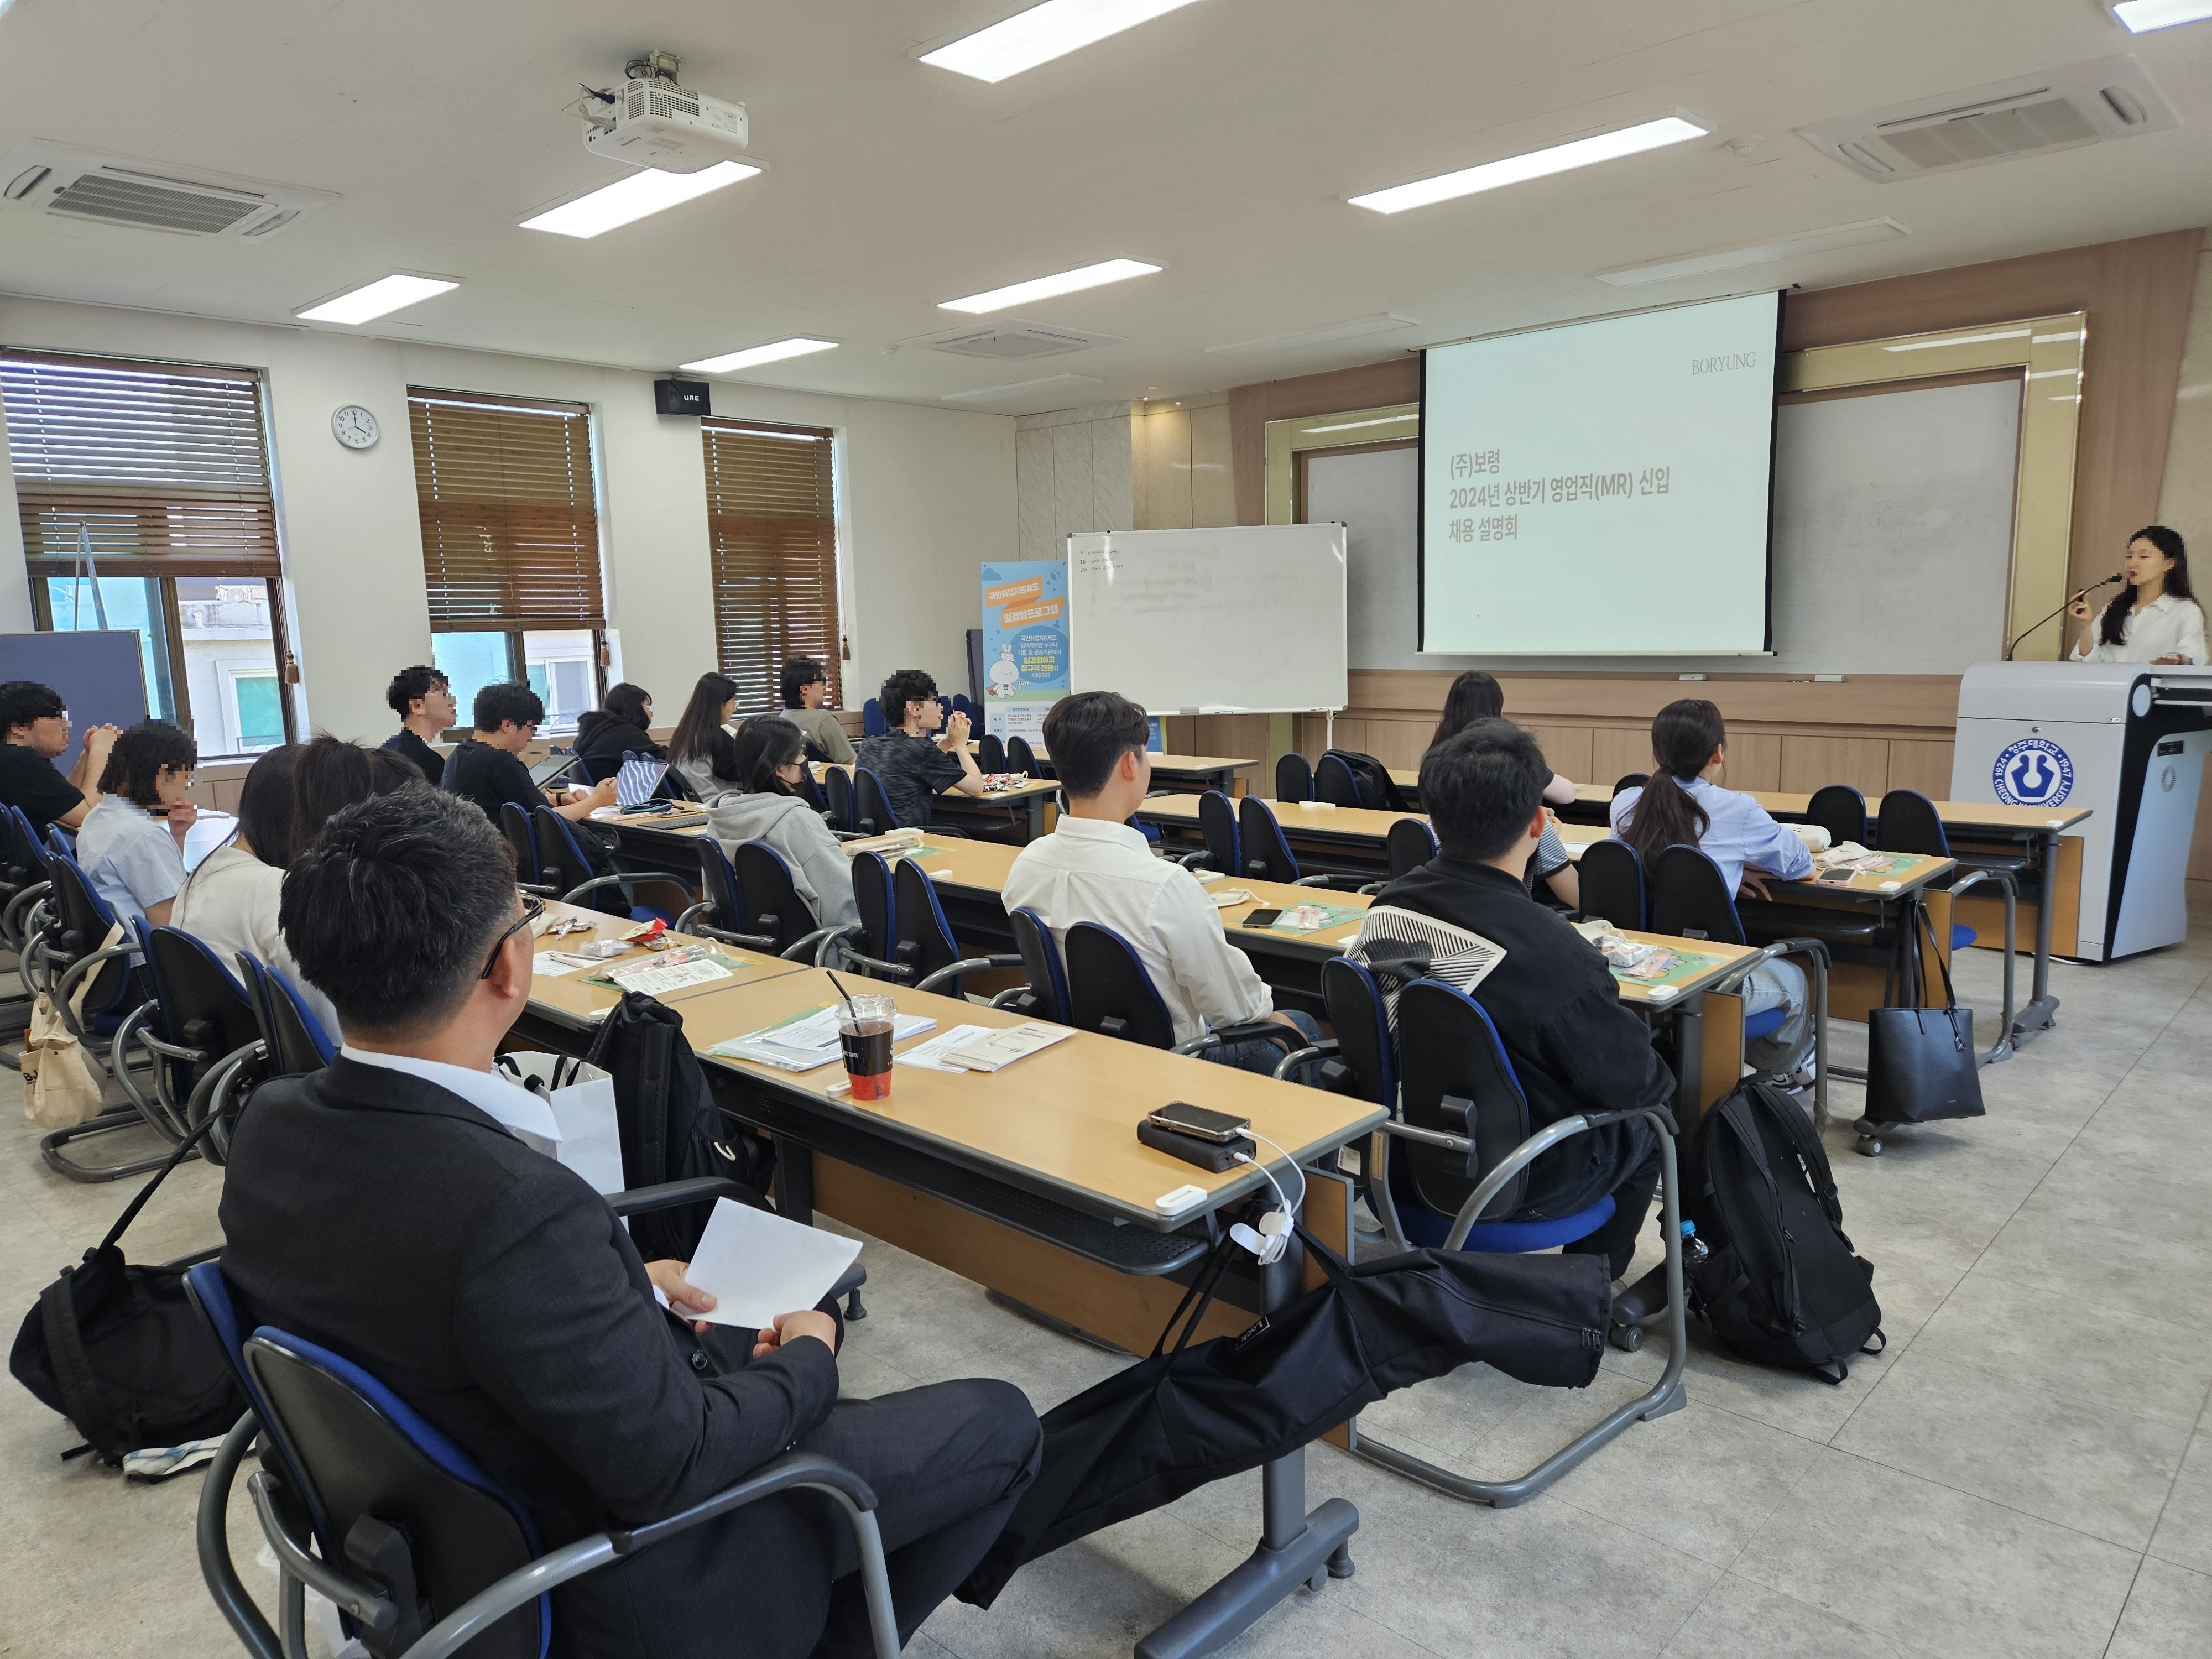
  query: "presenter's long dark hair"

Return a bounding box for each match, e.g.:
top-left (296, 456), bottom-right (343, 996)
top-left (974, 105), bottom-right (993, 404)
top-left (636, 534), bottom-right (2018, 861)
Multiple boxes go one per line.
top-left (2101, 526), bottom-right (2193, 647)
top-left (1616, 699), bottom-right (1725, 865)
top-left (669, 672), bottom-right (740, 767)
top-left (1431, 671), bottom-right (1505, 750)
top-left (733, 716), bottom-right (804, 795)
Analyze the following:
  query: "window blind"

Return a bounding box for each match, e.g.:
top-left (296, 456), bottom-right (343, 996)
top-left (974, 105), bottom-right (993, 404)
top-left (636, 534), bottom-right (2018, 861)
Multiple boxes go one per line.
top-left (702, 420), bottom-right (841, 705)
top-left (1, 350), bottom-right (281, 577)
top-left (408, 390), bottom-right (604, 630)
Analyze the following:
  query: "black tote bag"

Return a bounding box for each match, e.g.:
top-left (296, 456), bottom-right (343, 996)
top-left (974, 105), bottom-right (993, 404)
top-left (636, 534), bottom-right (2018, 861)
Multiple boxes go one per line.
top-left (957, 1225), bottom-right (1609, 1608)
top-left (1864, 902), bottom-right (1985, 1126)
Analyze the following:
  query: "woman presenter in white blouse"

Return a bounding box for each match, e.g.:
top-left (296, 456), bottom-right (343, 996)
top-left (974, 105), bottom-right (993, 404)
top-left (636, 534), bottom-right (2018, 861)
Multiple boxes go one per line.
top-left (2068, 526), bottom-right (2205, 665)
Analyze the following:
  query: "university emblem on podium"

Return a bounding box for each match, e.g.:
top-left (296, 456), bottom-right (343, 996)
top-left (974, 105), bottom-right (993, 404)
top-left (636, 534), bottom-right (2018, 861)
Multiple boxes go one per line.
top-left (1991, 738), bottom-right (2074, 807)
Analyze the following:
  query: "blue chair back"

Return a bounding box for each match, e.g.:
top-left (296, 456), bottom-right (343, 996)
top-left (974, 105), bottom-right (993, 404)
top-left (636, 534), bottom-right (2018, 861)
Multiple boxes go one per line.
top-left (823, 766), bottom-right (857, 832)
top-left (861, 698), bottom-right (887, 736)
top-left (1237, 796), bottom-right (1301, 883)
top-left (1577, 839), bottom-right (1646, 932)
top-left (1385, 817), bottom-right (1438, 880)
top-left (697, 838), bottom-right (748, 931)
top-left (1196, 791), bottom-right (1240, 875)
top-left (1807, 783), bottom-right (1868, 851)
top-left (46, 822), bottom-right (76, 858)
top-left (976, 733), bottom-right (1006, 775)
top-left (1396, 979), bottom-right (1536, 1225)
top-left (1648, 844), bottom-right (1746, 946)
top-left (237, 954), bottom-right (336, 1073)
top-left (1005, 735), bottom-right (1039, 776)
top-left (498, 802), bottom-right (540, 884)
top-left (734, 841), bottom-right (821, 954)
top-left (893, 856), bottom-right (966, 990)
top-left (1314, 753), bottom-right (1364, 808)
top-left (1063, 921), bottom-right (1177, 1048)
top-left (1008, 907), bottom-right (1070, 1023)
top-left (1274, 753), bottom-right (1314, 802)
top-left (853, 768), bottom-right (901, 836)
top-left (848, 851), bottom-right (898, 975)
top-left (44, 849), bottom-right (138, 1025)
top-left (1613, 772), bottom-right (1650, 799)
top-left (144, 926), bottom-right (260, 1103)
top-left (1875, 788), bottom-right (1950, 857)
top-left (534, 808), bottom-right (678, 924)
top-left (1318, 957), bottom-right (1396, 1108)
top-left (791, 765), bottom-right (829, 816)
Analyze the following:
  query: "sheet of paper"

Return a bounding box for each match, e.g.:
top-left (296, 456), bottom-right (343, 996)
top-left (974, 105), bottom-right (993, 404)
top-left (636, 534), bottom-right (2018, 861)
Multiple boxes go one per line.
top-left (682, 1198), bottom-right (864, 1329)
top-left (941, 1022), bottom-right (1074, 1073)
top-left (710, 1006), bottom-right (937, 1072)
top-left (1207, 888), bottom-right (1255, 908)
top-left (893, 1024), bottom-right (995, 1072)
top-left (532, 953), bottom-right (585, 977)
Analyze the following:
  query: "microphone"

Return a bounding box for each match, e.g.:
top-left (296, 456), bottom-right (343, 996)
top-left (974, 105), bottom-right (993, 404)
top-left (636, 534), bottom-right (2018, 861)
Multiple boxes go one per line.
top-left (2005, 572), bottom-right (2123, 660)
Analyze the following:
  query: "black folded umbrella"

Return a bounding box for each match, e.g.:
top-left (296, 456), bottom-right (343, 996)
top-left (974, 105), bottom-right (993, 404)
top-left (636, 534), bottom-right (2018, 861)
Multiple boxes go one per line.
top-left (958, 1225), bottom-right (1610, 1607)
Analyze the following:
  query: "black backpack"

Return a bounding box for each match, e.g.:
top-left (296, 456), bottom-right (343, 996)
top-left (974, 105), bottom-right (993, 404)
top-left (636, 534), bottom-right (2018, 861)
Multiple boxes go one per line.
top-left (1683, 1079), bottom-right (1883, 1384)
top-left (584, 990), bottom-right (772, 1260)
top-left (1321, 749), bottom-right (1409, 813)
top-left (9, 1115), bottom-right (244, 1467)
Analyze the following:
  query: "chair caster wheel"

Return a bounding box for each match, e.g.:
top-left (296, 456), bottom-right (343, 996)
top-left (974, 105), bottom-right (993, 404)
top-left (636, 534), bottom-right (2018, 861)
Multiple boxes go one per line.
top-left (1610, 1322), bottom-right (1644, 1352)
top-left (1856, 1137), bottom-right (1881, 1157)
top-left (1307, 1568), bottom-right (1327, 1593)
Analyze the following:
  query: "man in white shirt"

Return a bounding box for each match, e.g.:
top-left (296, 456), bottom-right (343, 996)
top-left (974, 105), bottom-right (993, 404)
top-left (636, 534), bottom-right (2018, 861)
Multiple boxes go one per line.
top-left (1003, 691), bottom-right (1319, 1074)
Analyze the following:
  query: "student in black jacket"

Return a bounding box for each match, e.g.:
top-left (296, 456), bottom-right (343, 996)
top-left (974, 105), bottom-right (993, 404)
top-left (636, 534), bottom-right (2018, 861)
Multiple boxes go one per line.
top-left (571, 681), bottom-right (666, 784)
top-left (220, 786), bottom-right (1040, 1657)
top-left (1361, 718), bottom-right (1672, 1278)
top-left (379, 665), bottom-right (456, 788)
top-left (440, 681), bottom-right (614, 825)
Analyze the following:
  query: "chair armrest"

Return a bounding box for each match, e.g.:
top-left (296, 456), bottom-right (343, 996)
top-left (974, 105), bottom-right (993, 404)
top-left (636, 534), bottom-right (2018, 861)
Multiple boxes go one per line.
top-left (1272, 1040), bottom-right (1336, 1081)
top-left (607, 1176), bottom-right (760, 1218)
top-left (914, 953), bottom-right (1022, 995)
top-left (1172, 1020), bottom-right (1293, 1055)
top-left (693, 921), bottom-right (780, 952)
top-left (812, 924), bottom-right (864, 967)
top-left (197, 1415), bottom-right (282, 1659)
top-left (781, 924), bottom-right (849, 962)
top-left (608, 1451), bottom-right (879, 1556)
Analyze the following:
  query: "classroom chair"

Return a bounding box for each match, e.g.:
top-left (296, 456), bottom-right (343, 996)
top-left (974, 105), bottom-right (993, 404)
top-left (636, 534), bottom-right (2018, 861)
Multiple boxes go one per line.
top-left (134, 924), bottom-right (266, 1165)
top-left (1314, 753), bottom-right (1367, 808)
top-left (1236, 797), bottom-right (1370, 890)
top-left (530, 807), bottom-right (688, 924)
top-left (236, 954), bottom-right (337, 1076)
top-left (1384, 816), bottom-right (1439, 881)
top-left (1577, 839), bottom-right (1646, 931)
top-left (976, 732), bottom-right (1006, 774)
top-left (0, 801), bottom-right (50, 959)
top-left (680, 841), bottom-right (855, 964)
top-left (1275, 753), bottom-right (1314, 802)
top-left (790, 763), bottom-right (832, 821)
top-left (1870, 789), bottom-right (2020, 1060)
top-left (862, 697), bottom-right (888, 736)
top-left (185, 1258), bottom-right (900, 1659)
top-left (1806, 783), bottom-right (1868, 850)
top-left (33, 853), bottom-right (170, 1182)
top-left (1347, 976), bottom-right (1686, 1505)
top-left (1007, 907), bottom-right (1071, 1024)
top-left (1061, 920), bottom-right (1296, 1059)
top-left (833, 854), bottom-right (1018, 996)
top-left (823, 765), bottom-right (858, 832)
top-left (1005, 734), bottom-right (1039, 776)
top-left (45, 822), bottom-right (76, 858)
top-left (497, 802), bottom-right (554, 896)
top-left (852, 768), bottom-right (900, 837)
top-left (1178, 789), bottom-right (1241, 875)
top-left (1612, 772), bottom-right (1650, 798)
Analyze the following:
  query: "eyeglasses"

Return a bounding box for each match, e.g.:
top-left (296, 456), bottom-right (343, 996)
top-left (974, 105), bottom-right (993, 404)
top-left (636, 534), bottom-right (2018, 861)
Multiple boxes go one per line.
top-left (481, 895), bottom-right (547, 979)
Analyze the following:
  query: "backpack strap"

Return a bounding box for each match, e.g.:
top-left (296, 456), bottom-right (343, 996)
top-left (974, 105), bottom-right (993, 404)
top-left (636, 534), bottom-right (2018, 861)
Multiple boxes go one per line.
top-left (1750, 1081), bottom-right (1845, 1232)
top-left (39, 1267), bottom-right (122, 1461)
top-left (96, 1110), bottom-right (223, 1255)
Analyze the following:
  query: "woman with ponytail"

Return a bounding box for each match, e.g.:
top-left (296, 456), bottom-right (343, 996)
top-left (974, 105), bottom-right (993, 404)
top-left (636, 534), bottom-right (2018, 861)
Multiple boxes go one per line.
top-left (1610, 698), bottom-right (1815, 1077)
top-left (2068, 526), bottom-right (2204, 665)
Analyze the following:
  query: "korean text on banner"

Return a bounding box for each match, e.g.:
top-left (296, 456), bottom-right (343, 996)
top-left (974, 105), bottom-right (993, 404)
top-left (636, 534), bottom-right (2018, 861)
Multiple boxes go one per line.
top-left (981, 560), bottom-right (1069, 745)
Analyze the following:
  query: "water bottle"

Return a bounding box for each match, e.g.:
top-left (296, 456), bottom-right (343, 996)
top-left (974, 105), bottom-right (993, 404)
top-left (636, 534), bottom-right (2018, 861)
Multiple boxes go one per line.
top-left (1679, 1219), bottom-right (1709, 1272)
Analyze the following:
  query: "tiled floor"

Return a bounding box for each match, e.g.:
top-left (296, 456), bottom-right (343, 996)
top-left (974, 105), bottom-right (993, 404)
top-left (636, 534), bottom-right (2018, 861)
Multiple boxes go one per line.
top-left (3, 912), bottom-right (2210, 1657)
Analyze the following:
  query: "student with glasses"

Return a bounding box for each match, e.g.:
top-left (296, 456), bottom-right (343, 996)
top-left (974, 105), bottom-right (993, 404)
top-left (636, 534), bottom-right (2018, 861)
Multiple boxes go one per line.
top-left (72, 718), bottom-right (199, 930)
top-left (380, 665), bottom-right (458, 788)
top-left (0, 679), bottom-right (121, 838)
top-left (439, 681), bottom-right (615, 826)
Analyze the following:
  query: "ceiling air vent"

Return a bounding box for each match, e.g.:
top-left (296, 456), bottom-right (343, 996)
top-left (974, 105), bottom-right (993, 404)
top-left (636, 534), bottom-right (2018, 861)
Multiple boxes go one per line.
top-left (1, 140), bottom-right (336, 237)
top-left (911, 320), bottom-right (1124, 361)
top-left (1797, 54), bottom-right (2177, 182)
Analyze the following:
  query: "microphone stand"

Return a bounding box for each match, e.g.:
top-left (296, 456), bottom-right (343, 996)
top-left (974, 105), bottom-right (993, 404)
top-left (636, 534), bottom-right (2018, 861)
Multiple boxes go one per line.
top-left (2005, 576), bottom-right (2120, 660)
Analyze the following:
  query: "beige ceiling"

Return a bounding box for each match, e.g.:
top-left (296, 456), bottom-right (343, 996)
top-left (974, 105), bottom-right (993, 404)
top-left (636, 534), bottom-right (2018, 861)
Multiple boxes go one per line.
top-left (2, 0), bottom-right (2209, 414)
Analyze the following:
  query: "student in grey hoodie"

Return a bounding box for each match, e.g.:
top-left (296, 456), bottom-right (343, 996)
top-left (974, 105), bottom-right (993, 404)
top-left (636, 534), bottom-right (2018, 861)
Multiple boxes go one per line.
top-left (705, 716), bottom-right (858, 930)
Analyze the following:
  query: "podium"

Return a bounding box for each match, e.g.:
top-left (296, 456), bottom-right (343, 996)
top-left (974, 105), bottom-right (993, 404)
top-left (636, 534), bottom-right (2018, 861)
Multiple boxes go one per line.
top-left (1952, 662), bottom-right (2212, 963)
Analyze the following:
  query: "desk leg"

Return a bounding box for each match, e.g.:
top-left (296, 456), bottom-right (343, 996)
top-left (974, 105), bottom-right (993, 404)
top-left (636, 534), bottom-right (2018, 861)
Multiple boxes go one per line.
top-left (2015, 829), bottom-right (2061, 1044)
top-left (1671, 994), bottom-right (1704, 1119)
top-left (1135, 1245), bottom-right (1359, 1659)
top-left (1025, 795), bottom-right (1046, 842)
top-left (774, 1136), bottom-right (814, 1226)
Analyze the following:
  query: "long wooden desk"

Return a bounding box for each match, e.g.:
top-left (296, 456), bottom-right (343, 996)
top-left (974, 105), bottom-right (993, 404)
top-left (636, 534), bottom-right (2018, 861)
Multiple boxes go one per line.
top-left (524, 902), bottom-right (810, 1022)
top-left (1035, 750), bottom-right (1256, 796)
top-left (514, 962), bottom-right (1381, 1656)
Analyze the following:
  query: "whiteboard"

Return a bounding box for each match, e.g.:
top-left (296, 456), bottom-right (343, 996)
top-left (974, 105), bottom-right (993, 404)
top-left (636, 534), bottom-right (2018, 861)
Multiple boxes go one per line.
top-left (1307, 373), bottom-right (2021, 676)
top-left (1066, 525), bottom-right (1348, 713)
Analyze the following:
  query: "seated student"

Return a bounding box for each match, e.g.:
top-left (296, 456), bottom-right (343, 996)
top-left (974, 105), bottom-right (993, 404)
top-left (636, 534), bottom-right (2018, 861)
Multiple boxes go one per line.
top-left (705, 716), bottom-right (859, 930)
top-left (572, 682), bottom-right (667, 783)
top-left (73, 719), bottom-right (197, 930)
top-left (220, 788), bottom-right (1039, 1656)
top-left (294, 736), bottom-right (426, 851)
top-left (1004, 691), bottom-right (1321, 1074)
top-left (2068, 525), bottom-right (2204, 665)
top-left (1361, 719), bottom-right (1670, 1278)
top-left (170, 743), bottom-right (340, 1040)
top-left (853, 669), bottom-right (985, 831)
top-left (441, 682), bottom-right (615, 825)
top-left (1431, 670), bottom-right (1579, 910)
top-left (1610, 698), bottom-right (1814, 1077)
top-left (0, 680), bottom-right (119, 839)
top-left (779, 658), bottom-right (857, 765)
top-left (379, 665), bottom-right (457, 788)
top-left (667, 672), bottom-right (744, 802)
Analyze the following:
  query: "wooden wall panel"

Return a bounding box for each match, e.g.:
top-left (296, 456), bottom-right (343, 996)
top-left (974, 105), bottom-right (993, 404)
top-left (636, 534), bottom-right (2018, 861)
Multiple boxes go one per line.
top-left (1887, 740), bottom-right (1957, 801)
top-left (1778, 735), bottom-right (1890, 797)
top-left (1724, 731), bottom-right (1784, 793)
top-left (1592, 727), bottom-right (1655, 786)
top-left (1522, 723), bottom-right (1594, 785)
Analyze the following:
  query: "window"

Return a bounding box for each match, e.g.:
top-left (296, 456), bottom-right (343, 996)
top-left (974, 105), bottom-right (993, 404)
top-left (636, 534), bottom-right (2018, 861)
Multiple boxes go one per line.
top-left (5, 350), bottom-right (296, 755)
top-left (701, 419), bottom-right (841, 708)
top-left (409, 388), bottom-right (606, 728)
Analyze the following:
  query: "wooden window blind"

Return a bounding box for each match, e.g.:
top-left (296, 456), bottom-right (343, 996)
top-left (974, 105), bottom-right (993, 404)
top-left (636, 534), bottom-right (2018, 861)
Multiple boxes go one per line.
top-left (1, 350), bottom-right (281, 577)
top-left (702, 419), bottom-right (841, 705)
top-left (408, 389), bottom-right (604, 630)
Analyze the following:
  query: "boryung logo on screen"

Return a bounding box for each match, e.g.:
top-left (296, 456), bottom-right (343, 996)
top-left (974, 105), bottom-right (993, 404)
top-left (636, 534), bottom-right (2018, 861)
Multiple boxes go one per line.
top-left (1690, 350), bottom-right (1760, 375)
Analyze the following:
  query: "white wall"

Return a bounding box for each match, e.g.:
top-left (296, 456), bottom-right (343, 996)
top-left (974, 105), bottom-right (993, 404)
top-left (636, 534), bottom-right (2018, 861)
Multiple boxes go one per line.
top-left (0, 295), bottom-right (1015, 736)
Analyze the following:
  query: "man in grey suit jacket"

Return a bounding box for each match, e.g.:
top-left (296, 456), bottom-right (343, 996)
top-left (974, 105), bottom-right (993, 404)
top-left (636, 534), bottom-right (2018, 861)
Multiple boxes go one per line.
top-left (218, 787), bottom-right (1040, 1657)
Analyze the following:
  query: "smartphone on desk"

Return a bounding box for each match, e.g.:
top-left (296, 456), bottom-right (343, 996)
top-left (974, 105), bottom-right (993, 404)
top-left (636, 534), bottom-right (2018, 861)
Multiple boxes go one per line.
top-left (1147, 1102), bottom-right (1252, 1144)
top-left (1818, 867), bottom-right (1860, 884)
top-left (1239, 907), bottom-right (1283, 929)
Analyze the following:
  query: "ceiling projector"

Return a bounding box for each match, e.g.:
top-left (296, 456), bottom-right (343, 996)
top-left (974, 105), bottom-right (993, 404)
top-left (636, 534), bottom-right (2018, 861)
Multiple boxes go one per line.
top-left (581, 51), bottom-right (751, 173)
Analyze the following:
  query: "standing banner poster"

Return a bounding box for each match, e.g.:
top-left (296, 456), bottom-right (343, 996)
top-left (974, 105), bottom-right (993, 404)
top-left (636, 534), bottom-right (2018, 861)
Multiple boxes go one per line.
top-left (980, 561), bottom-right (1068, 751)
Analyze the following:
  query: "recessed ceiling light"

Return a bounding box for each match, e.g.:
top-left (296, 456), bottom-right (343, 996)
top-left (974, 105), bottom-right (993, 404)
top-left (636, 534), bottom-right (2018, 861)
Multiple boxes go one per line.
top-left (295, 273), bottom-right (460, 325)
top-left (1205, 314), bottom-right (1421, 356)
top-left (920, 0), bottom-right (1206, 83)
top-left (938, 258), bottom-right (1161, 314)
top-left (2112, 1), bottom-right (2212, 32)
top-left (520, 159), bottom-right (762, 239)
top-left (1595, 218), bottom-right (1908, 286)
top-left (1349, 112), bottom-right (1713, 215)
top-left (680, 337), bottom-right (839, 374)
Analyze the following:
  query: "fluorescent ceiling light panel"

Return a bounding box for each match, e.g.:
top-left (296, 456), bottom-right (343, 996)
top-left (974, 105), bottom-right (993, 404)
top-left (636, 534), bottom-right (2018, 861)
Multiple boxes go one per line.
top-left (1595, 218), bottom-right (1907, 286)
top-left (680, 338), bottom-right (839, 374)
top-left (1349, 112), bottom-right (1713, 214)
top-left (520, 159), bottom-right (761, 239)
top-left (2113, 2), bottom-right (2212, 33)
top-left (938, 258), bottom-right (1161, 314)
top-left (1206, 313), bottom-right (1421, 356)
top-left (295, 273), bottom-right (459, 325)
top-left (920, 0), bottom-right (1205, 82)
